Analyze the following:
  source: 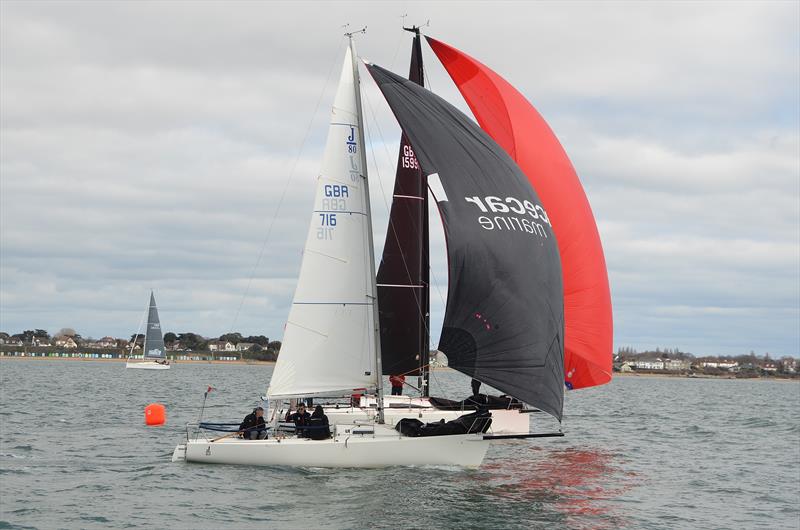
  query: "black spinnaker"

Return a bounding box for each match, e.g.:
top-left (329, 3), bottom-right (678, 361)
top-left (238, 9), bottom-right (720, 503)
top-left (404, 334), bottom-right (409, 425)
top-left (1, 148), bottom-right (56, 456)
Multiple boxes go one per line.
top-left (366, 63), bottom-right (565, 420)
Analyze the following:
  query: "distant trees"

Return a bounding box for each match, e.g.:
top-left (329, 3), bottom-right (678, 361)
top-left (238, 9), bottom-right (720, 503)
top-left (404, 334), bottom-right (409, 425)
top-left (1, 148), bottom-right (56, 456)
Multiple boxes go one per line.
top-left (177, 333), bottom-right (207, 351)
top-left (2, 326), bottom-right (287, 358)
top-left (616, 346), bottom-right (693, 360)
top-left (219, 332), bottom-right (243, 344)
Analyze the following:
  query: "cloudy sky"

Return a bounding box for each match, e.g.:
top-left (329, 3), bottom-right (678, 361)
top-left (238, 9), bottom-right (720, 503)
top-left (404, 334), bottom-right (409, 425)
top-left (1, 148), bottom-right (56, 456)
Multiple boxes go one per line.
top-left (1, 1), bottom-right (798, 357)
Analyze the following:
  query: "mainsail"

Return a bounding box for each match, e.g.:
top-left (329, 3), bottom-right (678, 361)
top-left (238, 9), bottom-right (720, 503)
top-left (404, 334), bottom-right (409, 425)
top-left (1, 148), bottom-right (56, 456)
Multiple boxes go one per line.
top-left (143, 291), bottom-right (165, 359)
top-left (427, 37), bottom-right (613, 390)
top-left (376, 29), bottom-right (429, 379)
top-left (268, 46), bottom-right (379, 399)
top-left (366, 63), bottom-right (565, 420)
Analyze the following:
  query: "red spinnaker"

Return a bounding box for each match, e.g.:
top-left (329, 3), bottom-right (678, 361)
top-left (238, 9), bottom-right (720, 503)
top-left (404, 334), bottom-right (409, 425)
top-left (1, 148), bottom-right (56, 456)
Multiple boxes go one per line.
top-left (427, 37), bottom-right (613, 390)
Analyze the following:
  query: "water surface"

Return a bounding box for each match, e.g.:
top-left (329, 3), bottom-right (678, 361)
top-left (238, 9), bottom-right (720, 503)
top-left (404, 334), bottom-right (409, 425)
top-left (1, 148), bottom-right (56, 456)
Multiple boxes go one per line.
top-left (1, 360), bottom-right (798, 529)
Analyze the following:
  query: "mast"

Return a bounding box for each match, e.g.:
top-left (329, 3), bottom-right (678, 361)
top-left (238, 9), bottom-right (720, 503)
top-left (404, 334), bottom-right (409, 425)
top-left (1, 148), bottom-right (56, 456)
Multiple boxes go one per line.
top-left (404, 25), bottom-right (431, 397)
top-left (348, 31), bottom-right (385, 424)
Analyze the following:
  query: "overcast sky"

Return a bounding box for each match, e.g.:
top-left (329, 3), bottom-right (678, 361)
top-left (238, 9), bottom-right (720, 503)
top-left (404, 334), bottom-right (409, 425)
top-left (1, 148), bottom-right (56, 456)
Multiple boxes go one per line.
top-left (1, 1), bottom-right (798, 357)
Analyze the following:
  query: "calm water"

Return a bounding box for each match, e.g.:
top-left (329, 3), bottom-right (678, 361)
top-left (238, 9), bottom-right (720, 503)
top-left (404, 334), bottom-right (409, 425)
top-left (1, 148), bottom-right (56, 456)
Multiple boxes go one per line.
top-left (1, 359), bottom-right (798, 529)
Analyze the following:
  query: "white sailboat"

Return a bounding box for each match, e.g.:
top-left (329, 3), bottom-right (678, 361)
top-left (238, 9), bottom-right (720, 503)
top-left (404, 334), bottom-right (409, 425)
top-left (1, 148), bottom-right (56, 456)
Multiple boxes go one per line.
top-left (175, 35), bottom-right (491, 468)
top-left (126, 292), bottom-right (170, 370)
top-left (175, 22), bottom-right (581, 466)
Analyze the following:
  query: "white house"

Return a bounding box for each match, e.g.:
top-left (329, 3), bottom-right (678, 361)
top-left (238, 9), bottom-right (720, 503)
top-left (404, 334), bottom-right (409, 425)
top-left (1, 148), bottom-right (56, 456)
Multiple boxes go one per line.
top-left (209, 341), bottom-right (235, 352)
top-left (236, 342), bottom-right (256, 352)
top-left (701, 361), bottom-right (738, 371)
top-left (631, 359), bottom-right (665, 370)
top-left (664, 359), bottom-right (691, 371)
top-left (55, 337), bottom-right (78, 349)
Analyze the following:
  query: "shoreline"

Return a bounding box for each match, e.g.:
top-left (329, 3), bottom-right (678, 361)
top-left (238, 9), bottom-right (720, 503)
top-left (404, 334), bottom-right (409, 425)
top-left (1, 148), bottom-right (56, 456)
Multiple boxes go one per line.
top-left (613, 371), bottom-right (798, 382)
top-left (1, 355), bottom-right (795, 380)
top-left (0, 354), bottom-right (275, 366)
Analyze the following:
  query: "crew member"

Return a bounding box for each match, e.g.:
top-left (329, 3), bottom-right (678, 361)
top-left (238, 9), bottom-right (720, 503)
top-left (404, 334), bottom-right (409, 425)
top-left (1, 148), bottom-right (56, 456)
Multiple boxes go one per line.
top-left (308, 405), bottom-right (331, 440)
top-left (389, 374), bottom-right (406, 396)
top-left (239, 406), bottom-right (267, 440)
top-left (471, 378), bottom-right (481, 396)
top-left (286, 403), bottom-right (311, 437)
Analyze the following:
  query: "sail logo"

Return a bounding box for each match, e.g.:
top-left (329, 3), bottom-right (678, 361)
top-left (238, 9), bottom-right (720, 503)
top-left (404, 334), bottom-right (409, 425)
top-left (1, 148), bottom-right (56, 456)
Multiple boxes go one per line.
top-left (346, 127), bottom-right (357, 153)
top-left (151, 323), bottom-right (160, 330)
top-left (465, 196), bottom-right (552, 238)
top-left (148, 349), bottom-right (162, 356)
top-left (346, 126), bottom-right (360, 182)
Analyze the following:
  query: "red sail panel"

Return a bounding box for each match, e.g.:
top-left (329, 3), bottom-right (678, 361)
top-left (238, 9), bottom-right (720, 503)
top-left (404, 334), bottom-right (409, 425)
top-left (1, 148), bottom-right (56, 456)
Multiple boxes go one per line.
top-left (427, 37), bottom-right (612, 390)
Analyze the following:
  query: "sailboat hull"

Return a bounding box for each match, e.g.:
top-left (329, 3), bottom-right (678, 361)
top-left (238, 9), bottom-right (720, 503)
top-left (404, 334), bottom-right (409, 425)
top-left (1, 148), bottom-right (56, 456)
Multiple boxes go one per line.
top-left (126, 360), bottom-right (170, 370)
top-left (176, 425), bottom-right (488, 468)
top-left (323, 396), bottom-right (530, 435)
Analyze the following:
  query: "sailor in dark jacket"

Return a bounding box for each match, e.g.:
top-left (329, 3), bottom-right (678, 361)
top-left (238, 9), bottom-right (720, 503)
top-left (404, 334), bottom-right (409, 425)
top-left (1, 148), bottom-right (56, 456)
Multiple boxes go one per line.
top-left (308, 405), bottom-right (331, 440)
top-left (285, 403), bottom-right (311, 437)
top-left (239, 406), bottom-right (267, 439)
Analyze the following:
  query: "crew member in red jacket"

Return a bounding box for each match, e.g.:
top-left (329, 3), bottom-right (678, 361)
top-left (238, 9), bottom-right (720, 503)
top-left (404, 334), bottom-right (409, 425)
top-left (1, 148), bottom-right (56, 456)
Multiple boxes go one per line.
top-left (389, 374), bottom-right (406, 396)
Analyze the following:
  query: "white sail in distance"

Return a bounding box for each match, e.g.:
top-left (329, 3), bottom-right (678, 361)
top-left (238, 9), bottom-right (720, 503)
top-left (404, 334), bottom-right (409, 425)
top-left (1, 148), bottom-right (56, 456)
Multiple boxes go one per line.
top-left (268, 46), bottom-right (378, 398)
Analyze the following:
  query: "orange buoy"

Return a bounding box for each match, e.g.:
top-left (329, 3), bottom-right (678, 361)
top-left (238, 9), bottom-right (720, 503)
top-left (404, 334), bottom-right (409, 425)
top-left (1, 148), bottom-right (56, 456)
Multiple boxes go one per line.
top-left (145, 403), bottom-right (166, 426)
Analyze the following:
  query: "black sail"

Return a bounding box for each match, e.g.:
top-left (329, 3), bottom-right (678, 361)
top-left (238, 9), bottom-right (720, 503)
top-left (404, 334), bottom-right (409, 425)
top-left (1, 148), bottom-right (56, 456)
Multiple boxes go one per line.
top-left (366, 64), bottom-right (565, 420)
top-left (376, 32), bottom-right (430, 378)
top-left (143, 292), bottom-right (166, 359)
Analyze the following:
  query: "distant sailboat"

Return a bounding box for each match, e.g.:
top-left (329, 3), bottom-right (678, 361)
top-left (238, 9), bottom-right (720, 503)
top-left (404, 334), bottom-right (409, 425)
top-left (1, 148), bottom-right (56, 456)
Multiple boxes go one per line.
top-left (126, 292), bottom-right (170, 370)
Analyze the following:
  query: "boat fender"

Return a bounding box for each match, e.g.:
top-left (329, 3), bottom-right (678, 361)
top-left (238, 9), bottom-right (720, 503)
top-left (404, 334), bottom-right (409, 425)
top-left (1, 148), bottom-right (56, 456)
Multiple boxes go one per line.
top-left (145, 403), bottom-right (166, 425)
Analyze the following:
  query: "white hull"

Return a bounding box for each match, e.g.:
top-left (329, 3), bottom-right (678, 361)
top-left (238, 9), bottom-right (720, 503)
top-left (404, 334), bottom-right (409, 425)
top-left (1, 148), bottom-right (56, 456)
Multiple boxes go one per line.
top-left (322, 395), bottom-right (531, 435)
top-left (125, 360), bottom-right (170, 370)
top-left (175, 424), bottom-right (488, 468)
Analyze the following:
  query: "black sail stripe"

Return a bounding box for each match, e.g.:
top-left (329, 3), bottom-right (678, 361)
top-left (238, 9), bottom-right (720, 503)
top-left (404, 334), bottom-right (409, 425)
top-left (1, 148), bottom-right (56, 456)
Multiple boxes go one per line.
top-left (376, 34), bottom-right (429, 377)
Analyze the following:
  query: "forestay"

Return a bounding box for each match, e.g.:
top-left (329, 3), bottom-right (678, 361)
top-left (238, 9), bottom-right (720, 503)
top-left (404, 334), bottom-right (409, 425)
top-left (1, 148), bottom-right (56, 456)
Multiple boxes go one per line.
top-left (268, 47), bottom-right (378, 399)
top-left (366, 64), bottom-right (565, 420)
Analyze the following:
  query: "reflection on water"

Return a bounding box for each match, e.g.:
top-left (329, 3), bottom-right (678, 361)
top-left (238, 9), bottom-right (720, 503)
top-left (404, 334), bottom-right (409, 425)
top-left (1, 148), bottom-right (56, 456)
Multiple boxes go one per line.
top-left (474, 446), bottom-right (639, 529)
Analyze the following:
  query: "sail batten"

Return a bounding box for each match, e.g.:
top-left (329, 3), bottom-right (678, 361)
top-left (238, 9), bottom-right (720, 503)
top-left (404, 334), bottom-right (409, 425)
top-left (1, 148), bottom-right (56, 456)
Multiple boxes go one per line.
top-left (366, 63), bottom-right (565, 420)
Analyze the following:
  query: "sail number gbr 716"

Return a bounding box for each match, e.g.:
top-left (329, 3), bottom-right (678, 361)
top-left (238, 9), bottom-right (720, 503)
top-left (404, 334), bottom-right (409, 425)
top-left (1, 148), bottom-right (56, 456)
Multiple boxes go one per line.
top-left (317, 184), bottom-right (349, 240)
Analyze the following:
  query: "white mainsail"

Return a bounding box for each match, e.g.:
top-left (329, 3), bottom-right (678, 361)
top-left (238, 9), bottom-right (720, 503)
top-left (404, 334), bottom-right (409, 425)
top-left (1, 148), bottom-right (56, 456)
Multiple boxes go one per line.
top-left (268, 46), bottom-right (378, 398)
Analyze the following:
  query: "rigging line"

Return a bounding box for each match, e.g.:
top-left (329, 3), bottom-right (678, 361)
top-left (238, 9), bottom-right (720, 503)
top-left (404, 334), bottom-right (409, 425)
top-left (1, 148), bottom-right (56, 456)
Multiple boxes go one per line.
top-left (127, 299), bottom-right (148, 360)
top-left (228, 36), bottom-right (347, 333)
top-left (362, 88), bottom-right (432, 349)
top-left (389, 24), bottom-right (405, 73)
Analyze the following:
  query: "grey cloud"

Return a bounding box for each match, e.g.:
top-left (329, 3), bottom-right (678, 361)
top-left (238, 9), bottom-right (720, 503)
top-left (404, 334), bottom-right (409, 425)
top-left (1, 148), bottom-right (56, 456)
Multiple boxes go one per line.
top-left (1, 1), bottom-right (798, 357)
